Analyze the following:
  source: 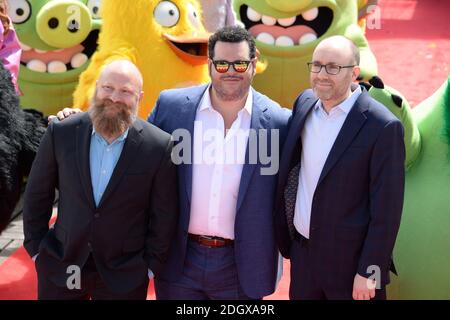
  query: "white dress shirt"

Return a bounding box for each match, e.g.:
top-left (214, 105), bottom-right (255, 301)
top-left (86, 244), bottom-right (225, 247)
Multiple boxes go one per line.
top-left (189, 85), bottom-right (253, 239)
top-left (294, 86), bottom-right (362, 239)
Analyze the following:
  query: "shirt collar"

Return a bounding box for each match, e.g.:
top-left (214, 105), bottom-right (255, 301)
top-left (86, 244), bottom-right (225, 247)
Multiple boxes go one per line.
top-left (199, 84), bottom-right (253, 116)
top-left (92, 127), bottom-right (129, 144)
top-left (315, 84), bottom-right (362, 114)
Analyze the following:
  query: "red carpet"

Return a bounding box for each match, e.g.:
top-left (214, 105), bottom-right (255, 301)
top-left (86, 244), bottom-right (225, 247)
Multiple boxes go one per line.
top-left (0, 0), bottom-right (448, 299)
top-left (365, 0), bottom-right (450, 107)
top-left (0, 244), bottom-right (287, 300)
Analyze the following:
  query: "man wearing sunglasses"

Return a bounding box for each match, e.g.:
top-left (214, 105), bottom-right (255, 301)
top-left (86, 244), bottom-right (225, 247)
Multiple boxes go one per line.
top-left (48, 26), bottom-right (289, 300)
top-left (274, 36), bottom-right (405, 300)
top-left (148, 26), bottom-right (290, 300)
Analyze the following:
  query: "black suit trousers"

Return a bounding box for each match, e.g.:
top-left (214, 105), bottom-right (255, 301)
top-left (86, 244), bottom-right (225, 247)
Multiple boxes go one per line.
top-left (289, 233), bottom-right (386, 300)
top-left (37, 254), bottom-right (149, 300)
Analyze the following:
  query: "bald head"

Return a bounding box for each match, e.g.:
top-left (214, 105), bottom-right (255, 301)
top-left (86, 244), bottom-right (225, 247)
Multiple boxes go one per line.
top-left (98, 60), bottom-right (144, 91)
top-left (314, 36), bottom-right (360, 66)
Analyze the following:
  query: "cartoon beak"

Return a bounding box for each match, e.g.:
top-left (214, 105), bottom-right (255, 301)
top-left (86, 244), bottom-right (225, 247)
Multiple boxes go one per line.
top-left (163, 32), bottom-right (210, 66)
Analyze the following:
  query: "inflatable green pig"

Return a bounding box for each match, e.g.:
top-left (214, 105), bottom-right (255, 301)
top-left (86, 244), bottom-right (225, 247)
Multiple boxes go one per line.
top-left (8, 0), bottom-right (102, 115)
top-left (233, 0), bottom-right (378, 107)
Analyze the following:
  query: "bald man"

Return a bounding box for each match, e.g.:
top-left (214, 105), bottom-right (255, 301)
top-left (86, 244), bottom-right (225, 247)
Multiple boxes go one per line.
top-left (274, 36), bottom-right (405, 300)
top-left (23, 60), bottom-right (179, 300)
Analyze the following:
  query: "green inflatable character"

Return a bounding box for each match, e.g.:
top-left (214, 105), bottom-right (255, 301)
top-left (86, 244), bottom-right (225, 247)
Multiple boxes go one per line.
top-left (233, 0), bottom-right (378, 107)
top-left (8, 0), bottom-right (102, 115)
top-left (365, 77), bottom-right (450, 299)
top-left (233, 0), bottom-right (450, 299)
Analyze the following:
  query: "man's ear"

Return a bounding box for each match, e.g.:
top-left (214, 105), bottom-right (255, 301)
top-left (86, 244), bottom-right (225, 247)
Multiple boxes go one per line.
top-left (208, 59), bottom-right (215, 78)
top-left (252, 58), bottom-right (258, 76)
top-left (353, 65), bottom-right (361, 81)
top-left (138, 91), bottom-right (144, 104)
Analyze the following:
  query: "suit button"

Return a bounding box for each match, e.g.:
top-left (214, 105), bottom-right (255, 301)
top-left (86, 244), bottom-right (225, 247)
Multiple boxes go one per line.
top-left (94, 213), bottom-right (100, 218)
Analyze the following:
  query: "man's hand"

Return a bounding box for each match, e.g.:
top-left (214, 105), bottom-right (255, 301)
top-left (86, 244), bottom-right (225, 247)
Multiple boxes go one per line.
top-left (47, 107), bottom-right (82, 122)
top-left (352, 273), bottom-right (376, 300)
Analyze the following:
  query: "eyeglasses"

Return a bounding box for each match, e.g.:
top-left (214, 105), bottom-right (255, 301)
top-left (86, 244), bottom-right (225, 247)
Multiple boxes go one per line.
top-left (307, 62), bottom-right (355, 75)
top-left (212, 60), bottom-right (252, 73)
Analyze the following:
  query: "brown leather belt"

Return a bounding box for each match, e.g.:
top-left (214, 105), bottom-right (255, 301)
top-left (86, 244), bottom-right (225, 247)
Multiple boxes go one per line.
top-left (188, 233), bottom-right (234, 248)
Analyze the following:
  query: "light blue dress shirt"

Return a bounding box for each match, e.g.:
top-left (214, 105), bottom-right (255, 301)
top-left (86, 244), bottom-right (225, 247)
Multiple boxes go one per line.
top-left (89, 127), bottom-right (154, 279)
top-left (89, 128), bottom-right (128, 207)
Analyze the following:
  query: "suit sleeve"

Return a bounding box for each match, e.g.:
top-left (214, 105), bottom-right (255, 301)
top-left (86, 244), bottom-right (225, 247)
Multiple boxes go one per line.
top-left (145, 138), bottom-right (179, 276)
top-left (357, 120), bottom-right (405, 285)
top-left (147, 93), bottom-right (162, 125)
top-left (274, 201), bottom-right (292, 259)
top-left (23, 122), bottom-right (58, 258)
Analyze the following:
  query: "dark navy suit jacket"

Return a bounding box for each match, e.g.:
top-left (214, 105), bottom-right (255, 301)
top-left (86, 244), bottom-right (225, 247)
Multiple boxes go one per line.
top-left (275, 87), bottom-right (405, 288)
top-left (148, 84), bottom-right (290, 298)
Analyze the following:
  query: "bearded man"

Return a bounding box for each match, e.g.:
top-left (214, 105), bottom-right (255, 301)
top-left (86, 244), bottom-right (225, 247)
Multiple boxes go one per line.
top-left (48, 27), bottom-right (291, 300)
top-left (23, 60), bottom-right (179, 300)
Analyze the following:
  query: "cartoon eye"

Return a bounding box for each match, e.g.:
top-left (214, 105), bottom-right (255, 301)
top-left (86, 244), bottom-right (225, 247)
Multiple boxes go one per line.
top-left (187, 3), bottom-right (201, 29)
top-left (154, 1), bottom-right (180, 28)
top-left (87, 0), bottom-right (102, 19)
top-left (7, 0), bottom-right (32, 24)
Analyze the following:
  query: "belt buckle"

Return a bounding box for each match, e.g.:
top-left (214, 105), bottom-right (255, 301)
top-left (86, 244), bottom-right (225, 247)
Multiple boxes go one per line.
top-left (199, 235), bottom-right (225, 247)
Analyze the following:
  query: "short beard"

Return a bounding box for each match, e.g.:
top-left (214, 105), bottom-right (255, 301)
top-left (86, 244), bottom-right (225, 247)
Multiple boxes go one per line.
top-left (212, 75), bottom-right (251, 102)
top-left (313, 87), bottom-right (333, 102)
top-left (88, 98), bottom-right (136, 138)
top-left (214, 85), bottom-right (247, 101)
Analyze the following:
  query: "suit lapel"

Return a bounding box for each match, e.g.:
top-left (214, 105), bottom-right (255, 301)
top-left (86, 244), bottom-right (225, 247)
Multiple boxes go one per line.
top-left (182, 85), bottom-right (209, 204)
top-left (97, 120), bottom-right (143, 209)
top-left (317, 92), bottom-right (369, 186)
top-left (76, 114), bottom-right (96, 210)
top-left (278, 94), bottom-right (317, 198)
top-left (295, 96), bottom-right (318, 135)
top-left (278, 95), bottom-right (317, 189)
top-left (236, 89), bottom-right (270, 211)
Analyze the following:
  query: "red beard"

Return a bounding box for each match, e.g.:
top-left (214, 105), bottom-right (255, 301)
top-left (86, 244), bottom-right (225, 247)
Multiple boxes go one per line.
top-left (89, 99), bottom-right (134, 137)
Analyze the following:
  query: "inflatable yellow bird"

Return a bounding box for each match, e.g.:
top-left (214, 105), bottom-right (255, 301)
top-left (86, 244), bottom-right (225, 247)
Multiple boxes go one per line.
top-left (73, 0), bottom-right (211, 119)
